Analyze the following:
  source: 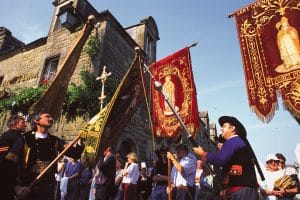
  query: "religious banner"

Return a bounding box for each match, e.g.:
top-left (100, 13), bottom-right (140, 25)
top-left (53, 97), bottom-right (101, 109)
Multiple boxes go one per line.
top-left (85, 52), bottom-right (147, 156)
top-left (150, 47), bottom-right (200, 139)
top-left (233, 0), bottom-right (300, 122)
top-left (66, 51), bottom-right (146, 161)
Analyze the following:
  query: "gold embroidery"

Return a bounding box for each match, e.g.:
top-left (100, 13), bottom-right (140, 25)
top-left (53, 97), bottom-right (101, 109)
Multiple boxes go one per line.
top-left (5, 152), bottom-right (19, 163)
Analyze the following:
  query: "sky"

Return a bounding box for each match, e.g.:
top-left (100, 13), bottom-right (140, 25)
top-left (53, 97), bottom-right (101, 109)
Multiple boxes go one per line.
top-left (1, 0), bottom-right (299, 164)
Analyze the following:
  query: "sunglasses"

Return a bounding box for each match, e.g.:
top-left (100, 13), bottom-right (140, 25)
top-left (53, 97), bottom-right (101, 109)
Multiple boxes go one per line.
top-left (267, 160), bottom-right (279, 164)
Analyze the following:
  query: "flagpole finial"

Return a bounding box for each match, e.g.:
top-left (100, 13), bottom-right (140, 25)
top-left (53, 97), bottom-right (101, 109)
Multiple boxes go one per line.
top-left (188, 42), bottom-right (198, 48)
top-left (87, 15), bottom-right (96, 24)
top-left (227, 13), bottom-right (234, 18)
top-left (135, 46), bottom-right (141, 53)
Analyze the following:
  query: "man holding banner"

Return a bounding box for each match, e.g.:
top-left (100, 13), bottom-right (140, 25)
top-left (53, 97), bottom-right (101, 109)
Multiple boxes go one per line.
top-left (20, 112), bottom-right (84, 200)
top-left (193, 116), bottom-right (259, 200)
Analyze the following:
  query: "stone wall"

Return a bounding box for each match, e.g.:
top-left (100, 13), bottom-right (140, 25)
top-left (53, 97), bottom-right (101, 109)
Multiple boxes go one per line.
top-left (0, 28), bottom-right (83, 89)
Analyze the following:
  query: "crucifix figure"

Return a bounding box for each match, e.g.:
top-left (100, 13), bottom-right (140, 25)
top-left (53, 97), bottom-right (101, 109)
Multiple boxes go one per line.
top-left (96, 66), bottom-right (112, 110)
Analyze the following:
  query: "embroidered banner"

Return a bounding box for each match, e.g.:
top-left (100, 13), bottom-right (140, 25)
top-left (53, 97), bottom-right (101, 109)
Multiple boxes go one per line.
top-left (233, 0), bottom-right (300, 122)
top-left (96, 53), bottom-right (147, 154)
top-left (80, 52), bottom-right (146, 160)
top-left (150, 47), bottom-right (200, 139)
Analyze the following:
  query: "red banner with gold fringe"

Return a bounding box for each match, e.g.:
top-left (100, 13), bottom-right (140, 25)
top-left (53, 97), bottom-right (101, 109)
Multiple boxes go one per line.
top-left (150, 47), bottom-right (200, 139)
top-left (234, 0), bottom-right (300, 122)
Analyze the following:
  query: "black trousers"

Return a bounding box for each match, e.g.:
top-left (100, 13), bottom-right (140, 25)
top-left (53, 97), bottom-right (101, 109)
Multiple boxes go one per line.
top-left (174, 185), bottom-right (195, 200)
top-left (229, 187), bottom-right (258, 200)
top-left (95, 184), bottom-right (114, 200)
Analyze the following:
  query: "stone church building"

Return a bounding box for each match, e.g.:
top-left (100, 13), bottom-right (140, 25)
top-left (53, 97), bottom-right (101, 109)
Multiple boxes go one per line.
top-left (0, 0), bottom-right (217, 162)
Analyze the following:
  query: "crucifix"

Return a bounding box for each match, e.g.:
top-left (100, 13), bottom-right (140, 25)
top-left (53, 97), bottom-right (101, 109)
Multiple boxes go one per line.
top-left (96, 66), bottom-right (112, 111)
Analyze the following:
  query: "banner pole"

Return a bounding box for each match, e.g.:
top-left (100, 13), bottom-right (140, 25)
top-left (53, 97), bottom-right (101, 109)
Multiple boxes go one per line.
top-left (167, 158), bottom-right (172, 200)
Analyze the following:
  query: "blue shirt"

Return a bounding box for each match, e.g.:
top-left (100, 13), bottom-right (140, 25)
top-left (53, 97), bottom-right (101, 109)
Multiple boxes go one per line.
top-left (206, 135), bottom-right (246, 166)
top-left (65, 161), bottom-right (82, 177)
top-left (171, 153), bottom-right (197, 186)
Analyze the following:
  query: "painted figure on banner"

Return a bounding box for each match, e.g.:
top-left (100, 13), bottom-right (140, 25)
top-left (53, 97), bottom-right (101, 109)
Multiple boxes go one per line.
top-left (108, 82), bottom-right (141, 130)
top-left (162, 75), bottom-right (179, 116)
top-left (125, 84), bottom-right (141, 115)
top-left (276, 16), bottom-right (300, 73)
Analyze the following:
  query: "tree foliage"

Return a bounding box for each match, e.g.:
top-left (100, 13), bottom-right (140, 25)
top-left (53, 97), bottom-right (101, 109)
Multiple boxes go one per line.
top-left (0, 85), bottom-right (47, 114)
top-left (84, 35), bottom-right (101, 59)
top-left (62, 70), bottom-right (119, 120)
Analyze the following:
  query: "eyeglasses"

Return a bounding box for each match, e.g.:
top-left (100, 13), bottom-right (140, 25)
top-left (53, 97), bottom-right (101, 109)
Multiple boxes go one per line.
top-left (267, 160), bottom-right (279, 164)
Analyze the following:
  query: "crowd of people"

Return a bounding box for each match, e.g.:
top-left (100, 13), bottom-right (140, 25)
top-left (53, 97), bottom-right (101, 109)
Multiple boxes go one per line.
top-left (0, 113), bottom-right (299, 200)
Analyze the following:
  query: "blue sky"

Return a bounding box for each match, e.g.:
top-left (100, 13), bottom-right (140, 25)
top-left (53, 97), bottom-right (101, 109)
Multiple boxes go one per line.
top-left (1, 0), bottom-right (299, 164)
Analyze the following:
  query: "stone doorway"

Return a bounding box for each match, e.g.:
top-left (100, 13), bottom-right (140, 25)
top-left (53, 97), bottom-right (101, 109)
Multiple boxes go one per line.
top-left (118, 139), bottom-right (136, 161)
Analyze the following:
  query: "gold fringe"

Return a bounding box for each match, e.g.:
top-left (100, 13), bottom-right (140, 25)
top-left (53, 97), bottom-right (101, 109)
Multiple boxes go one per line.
top-left (250, 101), bottom-right (278, 123)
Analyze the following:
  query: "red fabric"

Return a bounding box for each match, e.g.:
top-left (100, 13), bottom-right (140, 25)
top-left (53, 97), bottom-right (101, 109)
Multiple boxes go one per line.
top-left (226, 186), bottom-right (244, 195)
top-left (234, 1), bottom-right (300, 122)
top-left (123, 183), bottom-right (137, 200)
top-left (150, 47), bottom-right (200, 138)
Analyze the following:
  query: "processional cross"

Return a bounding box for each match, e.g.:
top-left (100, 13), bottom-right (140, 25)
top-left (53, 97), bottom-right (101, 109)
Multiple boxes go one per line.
top-left (96, 66), bottom-right (111, 110)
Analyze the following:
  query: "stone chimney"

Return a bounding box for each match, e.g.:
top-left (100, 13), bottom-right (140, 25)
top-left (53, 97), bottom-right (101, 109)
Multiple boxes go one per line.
top-left (126, 16), bottom-right (159, 63)
top-left (0, 27), bottom-right (24, 53)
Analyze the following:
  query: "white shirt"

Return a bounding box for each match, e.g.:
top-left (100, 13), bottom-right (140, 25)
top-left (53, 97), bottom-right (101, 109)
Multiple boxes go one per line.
top-left (122, 163), bottom-right (139, 184)
top-left (195, 168), bottom-right (203, 186)
top-left (35, 132), bottom-right (48, 139)
top-left (259, 169), bottom-right (284, 200)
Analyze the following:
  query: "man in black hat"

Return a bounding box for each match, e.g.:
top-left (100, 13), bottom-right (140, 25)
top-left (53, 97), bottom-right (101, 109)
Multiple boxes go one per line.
top-left (193, 116), bottom-right (258, 200)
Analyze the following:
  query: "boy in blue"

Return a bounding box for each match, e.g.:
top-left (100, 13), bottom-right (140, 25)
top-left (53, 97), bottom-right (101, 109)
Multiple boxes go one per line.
top-left (193, 116), bottom-right (259, 200)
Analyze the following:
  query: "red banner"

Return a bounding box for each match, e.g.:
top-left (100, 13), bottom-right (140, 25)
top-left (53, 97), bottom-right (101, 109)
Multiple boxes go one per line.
top-left (234, 0), bottom-right (300, 122)
top-left (150, 47), bottom-right (200, 139)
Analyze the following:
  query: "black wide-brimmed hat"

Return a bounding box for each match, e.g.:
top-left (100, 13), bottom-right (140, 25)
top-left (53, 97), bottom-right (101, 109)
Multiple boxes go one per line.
top-left (218, 116), bottom-right (247, 139)
top-left (175, 143), bottom-right (188, 151)
top-left (159, 145), bottom-right (169, 153)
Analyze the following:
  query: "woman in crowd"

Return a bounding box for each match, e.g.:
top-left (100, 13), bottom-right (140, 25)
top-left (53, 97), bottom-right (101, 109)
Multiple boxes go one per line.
top-left (122, 152), bottom-right (140, 200)
top-left (114, 157), bottom-right (125, 200)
